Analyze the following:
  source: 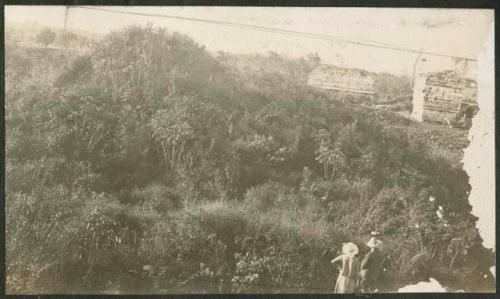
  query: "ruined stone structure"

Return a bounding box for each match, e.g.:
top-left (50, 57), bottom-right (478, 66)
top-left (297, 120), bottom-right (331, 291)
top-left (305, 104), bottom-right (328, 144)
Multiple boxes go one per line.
top-left (412, 69), bottom-right (478, 127)
top-left (425, 71), bottom-right (477, 120)
top-left (307, 64), bottom-right (375, 95)
top-left (412, 56), bottom-right (478, 127)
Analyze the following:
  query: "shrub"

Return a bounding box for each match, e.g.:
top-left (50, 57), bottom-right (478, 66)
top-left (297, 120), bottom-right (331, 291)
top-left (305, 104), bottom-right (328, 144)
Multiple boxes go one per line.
top-left (36, 29), bottom-right (56, 47)
top-left (130, 184), bottom-right (181, 212)
top-left (243, 182), bottom-right (292, 211)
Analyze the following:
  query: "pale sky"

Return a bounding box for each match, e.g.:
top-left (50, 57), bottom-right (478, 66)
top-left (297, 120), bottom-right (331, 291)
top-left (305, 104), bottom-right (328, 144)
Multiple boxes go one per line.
top-left (5, 6), bottom-right (494, 76)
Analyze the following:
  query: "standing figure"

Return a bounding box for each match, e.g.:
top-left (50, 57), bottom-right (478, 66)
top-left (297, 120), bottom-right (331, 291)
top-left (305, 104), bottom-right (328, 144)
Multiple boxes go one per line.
top-left (331, 242), bottom-right (360, 293)
top-left (359, 236), bottom-right (387, 292)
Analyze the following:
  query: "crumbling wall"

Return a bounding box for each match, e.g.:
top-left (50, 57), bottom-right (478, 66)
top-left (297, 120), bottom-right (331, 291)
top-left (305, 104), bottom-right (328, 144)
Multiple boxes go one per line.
top-left (413, 69), bottom-right (478, 125)
top-left (308, 64), bottom-right (375, 94)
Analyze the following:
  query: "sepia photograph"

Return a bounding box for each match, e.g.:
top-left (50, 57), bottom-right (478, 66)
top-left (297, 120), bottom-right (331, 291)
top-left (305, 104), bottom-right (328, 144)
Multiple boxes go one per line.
top-left (4, 5), bottom-right (496, 294)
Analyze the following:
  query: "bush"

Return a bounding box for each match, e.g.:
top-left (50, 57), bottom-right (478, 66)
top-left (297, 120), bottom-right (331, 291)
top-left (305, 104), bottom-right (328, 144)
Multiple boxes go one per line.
top-left (243, 182), bottom-right (292, 211)
top-left (36, 29), bottom-right (56, 47)
top-left (130, 184), bottom-right (181, 212)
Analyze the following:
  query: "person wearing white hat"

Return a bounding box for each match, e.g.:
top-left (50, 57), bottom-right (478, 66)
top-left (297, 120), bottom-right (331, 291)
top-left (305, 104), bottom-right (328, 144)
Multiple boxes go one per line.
top-left (331, 242), bottom-right (361, 293)
top-left (359, 237), bottom-right (387, 293)
top-left (366, 237), bottom-right (383, 249)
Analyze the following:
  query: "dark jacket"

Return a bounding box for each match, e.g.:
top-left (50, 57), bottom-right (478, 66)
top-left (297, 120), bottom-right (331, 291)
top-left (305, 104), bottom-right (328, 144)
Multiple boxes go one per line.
top-left (360, 248), bottom-right (386, 282)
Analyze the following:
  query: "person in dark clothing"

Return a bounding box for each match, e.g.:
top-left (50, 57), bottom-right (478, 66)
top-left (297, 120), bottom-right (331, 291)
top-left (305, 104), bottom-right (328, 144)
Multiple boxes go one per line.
top-left (359, 237), bottom-right (387, 293)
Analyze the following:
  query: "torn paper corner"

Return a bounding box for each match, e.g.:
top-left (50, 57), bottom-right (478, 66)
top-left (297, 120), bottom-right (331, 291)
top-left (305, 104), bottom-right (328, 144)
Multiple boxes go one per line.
top-left (462, 21), bottom-right (495, 250)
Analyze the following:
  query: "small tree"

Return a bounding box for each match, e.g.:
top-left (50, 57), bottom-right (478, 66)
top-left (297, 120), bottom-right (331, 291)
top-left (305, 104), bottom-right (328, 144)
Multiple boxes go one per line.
top-left (36, 29), bottom-right (56, 47)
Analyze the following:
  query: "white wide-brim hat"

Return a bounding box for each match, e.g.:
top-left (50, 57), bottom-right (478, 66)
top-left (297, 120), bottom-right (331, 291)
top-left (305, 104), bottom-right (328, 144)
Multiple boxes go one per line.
top-left (342, 242), bottom-right (359, 256)
top-left (366, 237), bottom-right (382, 248)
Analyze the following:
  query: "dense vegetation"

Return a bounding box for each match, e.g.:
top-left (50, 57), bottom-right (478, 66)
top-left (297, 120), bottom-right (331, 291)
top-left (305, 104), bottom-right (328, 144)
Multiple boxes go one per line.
top-left (6, 26), bottom-right (494, 294)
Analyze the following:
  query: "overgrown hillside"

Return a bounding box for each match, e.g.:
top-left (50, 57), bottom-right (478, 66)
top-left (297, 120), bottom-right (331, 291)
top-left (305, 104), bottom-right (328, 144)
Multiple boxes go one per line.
top-left (6, 26), bottom-right (494, 294)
